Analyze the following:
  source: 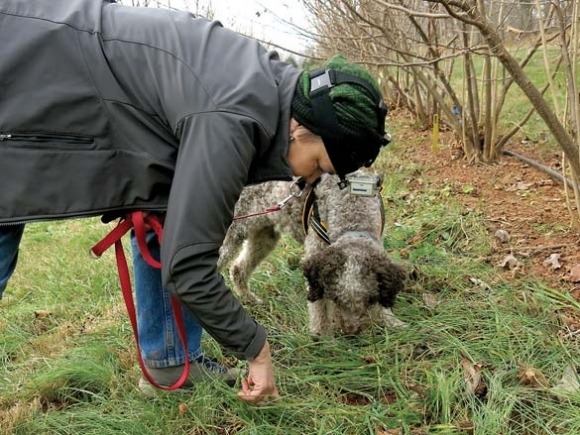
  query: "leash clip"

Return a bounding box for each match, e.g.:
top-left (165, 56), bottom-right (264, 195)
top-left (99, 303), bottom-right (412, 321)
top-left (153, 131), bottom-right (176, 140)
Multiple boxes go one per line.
top-left (277, 178), bottom-right (308, 209)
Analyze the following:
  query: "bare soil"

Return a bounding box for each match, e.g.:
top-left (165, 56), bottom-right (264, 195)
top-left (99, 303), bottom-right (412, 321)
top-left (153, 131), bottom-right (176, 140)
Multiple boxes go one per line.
top-left (391, 109), bottom-right (580, 305)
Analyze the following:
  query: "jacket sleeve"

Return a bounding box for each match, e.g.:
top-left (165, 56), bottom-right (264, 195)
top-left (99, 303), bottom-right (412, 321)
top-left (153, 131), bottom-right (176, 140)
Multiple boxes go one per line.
top-left (161, 111), bottom-right (270, 361)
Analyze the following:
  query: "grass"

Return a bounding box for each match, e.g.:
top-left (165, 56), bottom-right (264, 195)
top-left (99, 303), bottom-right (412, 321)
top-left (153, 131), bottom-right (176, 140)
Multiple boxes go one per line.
top-left (3, 135), bottom-right (580, 433)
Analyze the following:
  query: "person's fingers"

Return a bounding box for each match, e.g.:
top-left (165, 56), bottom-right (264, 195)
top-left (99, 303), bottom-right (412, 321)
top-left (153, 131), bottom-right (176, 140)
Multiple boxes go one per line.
top-left (237, 388), bottom-right (279, 404)
top-left (239, 378), bottom-right (251, 395)
top-left (237, 390), bottom-right (259, 403)
top-left (237, 378), bottom-right (280, 404)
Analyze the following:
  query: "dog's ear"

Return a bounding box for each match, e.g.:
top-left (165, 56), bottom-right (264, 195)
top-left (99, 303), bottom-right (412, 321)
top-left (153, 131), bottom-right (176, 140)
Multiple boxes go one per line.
top-left (302, 254), bottom-right (325, 301)
top-left (302, 247), bottom-right (346, 302)
top-left (376, 256), bottom-right (407, 308)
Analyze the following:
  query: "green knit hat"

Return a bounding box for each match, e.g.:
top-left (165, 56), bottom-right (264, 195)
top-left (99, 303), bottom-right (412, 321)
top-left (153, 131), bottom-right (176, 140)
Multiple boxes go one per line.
top-left (291, 55), bottom-right (389, 184)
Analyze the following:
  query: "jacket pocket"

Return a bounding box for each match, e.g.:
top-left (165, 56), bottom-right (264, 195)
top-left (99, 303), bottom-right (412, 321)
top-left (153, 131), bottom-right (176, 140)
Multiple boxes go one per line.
top-left (0, 132), bottom-right (95, 148)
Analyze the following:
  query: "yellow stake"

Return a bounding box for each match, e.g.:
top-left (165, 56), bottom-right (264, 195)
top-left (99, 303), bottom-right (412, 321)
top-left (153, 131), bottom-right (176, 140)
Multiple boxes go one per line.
top-left (432, 114), bottom-right (439, 152)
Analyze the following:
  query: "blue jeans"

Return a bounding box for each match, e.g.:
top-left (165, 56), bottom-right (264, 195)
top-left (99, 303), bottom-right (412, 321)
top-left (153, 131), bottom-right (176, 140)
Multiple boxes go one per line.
top-left (0, 224), bottom-right (203, 369)
top-left (130, 231), bottom-right (203, 368)
top-left (0, 225), bottom-right (24, 299)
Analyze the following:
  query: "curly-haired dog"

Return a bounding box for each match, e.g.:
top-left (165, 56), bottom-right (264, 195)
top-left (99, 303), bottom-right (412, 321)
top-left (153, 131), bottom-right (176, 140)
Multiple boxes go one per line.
top-left (219, 173), bottom-right (407, 336)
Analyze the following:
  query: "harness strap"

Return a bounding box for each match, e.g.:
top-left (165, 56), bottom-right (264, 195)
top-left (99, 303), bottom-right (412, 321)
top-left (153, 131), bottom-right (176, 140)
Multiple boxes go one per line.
top-left (301, 186), bottom-right (331, 245)
top-left (379, 191), bottom-right (386, 234)
top-left (90, 211), bottom-right (189, 391)
top-left (309, 207), bottom-right (331, 244)
top-left (301, 187), bottom-right (387, 245)
top-left (301, 187), bottom-right (316, 236)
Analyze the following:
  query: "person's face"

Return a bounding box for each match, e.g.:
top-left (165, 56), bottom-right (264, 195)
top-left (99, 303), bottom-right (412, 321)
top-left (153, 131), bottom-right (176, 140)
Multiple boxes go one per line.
top-left (286, 123), bottom-right (335, 184)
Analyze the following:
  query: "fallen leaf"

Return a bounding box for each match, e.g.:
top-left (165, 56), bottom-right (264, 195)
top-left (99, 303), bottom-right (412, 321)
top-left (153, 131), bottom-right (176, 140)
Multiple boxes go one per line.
top-left (408, 234), bottom-right (424, 246)
top-left (457, 420), bottom-right (475, 434)
top-left (543, 253), bottom-right (562, 270)
top-left (570, 265), bottom-right (580, 282)
top-left (558, 312), bottom-right (580, 330)
top-left (461, 359), bottom-right (487, 397)
top-left (499, 255), bottom-right (522, 270)
top-left (506, 181), bottom-right (534, 191)
top-left (517, 364), bottom-right (549, 388)
top-left (178, 402), bottom-right (188, 417)
top-left (469, 277), bottom-right (491, 291)
top-left (422, 292), bottom-right (439, 308)
top-left (494, 229), bottom-right (510, 243)
top-left (362, 355), bottom-right (376, 364)
top-left (551, 364), bottom-right (580, 398)
top-left (339, 392), bottom-right (370, 406)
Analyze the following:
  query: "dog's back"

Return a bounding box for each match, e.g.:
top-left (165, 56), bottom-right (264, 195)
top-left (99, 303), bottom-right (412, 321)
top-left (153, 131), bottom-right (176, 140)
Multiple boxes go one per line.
top-left (303, 173), bottom-right (385, 253)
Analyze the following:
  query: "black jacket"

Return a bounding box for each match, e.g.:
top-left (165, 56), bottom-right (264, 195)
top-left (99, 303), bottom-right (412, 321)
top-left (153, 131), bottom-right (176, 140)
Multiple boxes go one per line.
top-left (0, 0), bottom-right (300, 360)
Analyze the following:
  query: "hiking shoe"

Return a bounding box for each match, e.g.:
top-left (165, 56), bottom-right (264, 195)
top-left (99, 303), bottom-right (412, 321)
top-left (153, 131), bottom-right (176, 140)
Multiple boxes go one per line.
top-left (138, 355), bottom-right (241, 395)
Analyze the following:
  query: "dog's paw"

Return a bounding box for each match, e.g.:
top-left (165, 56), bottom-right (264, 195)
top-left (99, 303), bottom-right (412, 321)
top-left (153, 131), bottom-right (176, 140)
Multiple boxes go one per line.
top-left (239, 292), bottom-right (263, 305)
top-left (381, 308), bottom-right (407, 328)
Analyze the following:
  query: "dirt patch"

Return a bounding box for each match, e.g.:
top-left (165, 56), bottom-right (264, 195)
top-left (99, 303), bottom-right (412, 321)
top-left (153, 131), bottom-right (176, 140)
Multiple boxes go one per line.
top-left (390, 109), bottom-right (580, 297)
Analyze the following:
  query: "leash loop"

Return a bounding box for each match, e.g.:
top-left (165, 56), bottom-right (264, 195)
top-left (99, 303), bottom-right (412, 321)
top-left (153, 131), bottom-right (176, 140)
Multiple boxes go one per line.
top-left (90, 211), bottom-right (189, 391)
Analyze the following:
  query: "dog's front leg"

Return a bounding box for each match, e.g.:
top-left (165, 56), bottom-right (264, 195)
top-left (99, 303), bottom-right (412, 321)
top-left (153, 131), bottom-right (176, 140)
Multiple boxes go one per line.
top-left (380, 307), bottom-right (407, 328)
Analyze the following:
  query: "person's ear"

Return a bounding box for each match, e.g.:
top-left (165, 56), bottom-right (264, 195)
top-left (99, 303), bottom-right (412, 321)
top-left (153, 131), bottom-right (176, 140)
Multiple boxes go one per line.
top-left (290, 118), bottom-right (300, 134)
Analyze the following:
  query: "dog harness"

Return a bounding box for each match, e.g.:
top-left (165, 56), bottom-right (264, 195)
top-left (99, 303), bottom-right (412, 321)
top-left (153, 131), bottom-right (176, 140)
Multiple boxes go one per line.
top-left (301, 187), bottom-right (386, 245)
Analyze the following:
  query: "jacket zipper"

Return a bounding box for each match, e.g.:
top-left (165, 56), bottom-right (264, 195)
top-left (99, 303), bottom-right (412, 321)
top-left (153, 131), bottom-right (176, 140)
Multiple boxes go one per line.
top-left (0, 205), bottom-right (167, 227)
top-left (0, 132), bottom-right (94, 144)
top-left (1, 132), bottom-right (94, 226)
top-left (0, 221), bottom-right (28, 227)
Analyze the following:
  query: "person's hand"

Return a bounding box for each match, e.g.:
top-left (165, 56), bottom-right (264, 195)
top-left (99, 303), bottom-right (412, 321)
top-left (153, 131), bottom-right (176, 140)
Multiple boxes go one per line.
top-left (237, 340), bottom-right (280, 404)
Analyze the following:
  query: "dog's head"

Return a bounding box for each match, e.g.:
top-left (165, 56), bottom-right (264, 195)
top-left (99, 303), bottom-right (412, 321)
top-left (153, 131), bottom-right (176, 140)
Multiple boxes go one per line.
top-left (302, 236), bottom-right (406, 335)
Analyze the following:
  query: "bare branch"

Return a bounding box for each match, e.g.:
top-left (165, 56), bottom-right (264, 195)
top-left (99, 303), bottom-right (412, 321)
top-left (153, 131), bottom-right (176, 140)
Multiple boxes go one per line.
top-left (373, 0), bottom-right (450, 19)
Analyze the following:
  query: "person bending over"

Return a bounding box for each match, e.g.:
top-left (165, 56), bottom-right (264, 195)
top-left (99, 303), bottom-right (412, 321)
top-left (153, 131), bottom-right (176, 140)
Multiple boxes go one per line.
top-left (0, 0), bottom-right (388, 403)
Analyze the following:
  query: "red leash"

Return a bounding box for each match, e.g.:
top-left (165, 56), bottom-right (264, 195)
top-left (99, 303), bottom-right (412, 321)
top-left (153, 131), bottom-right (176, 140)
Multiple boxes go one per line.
top-left (90, 212), bottom-right (189, 391)
top-left (233, 204), bottom-right (285, 220)
top-left (233, 177), bottom-right (309, 221)
top-left (89, 179), bottom-right (308, 390)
